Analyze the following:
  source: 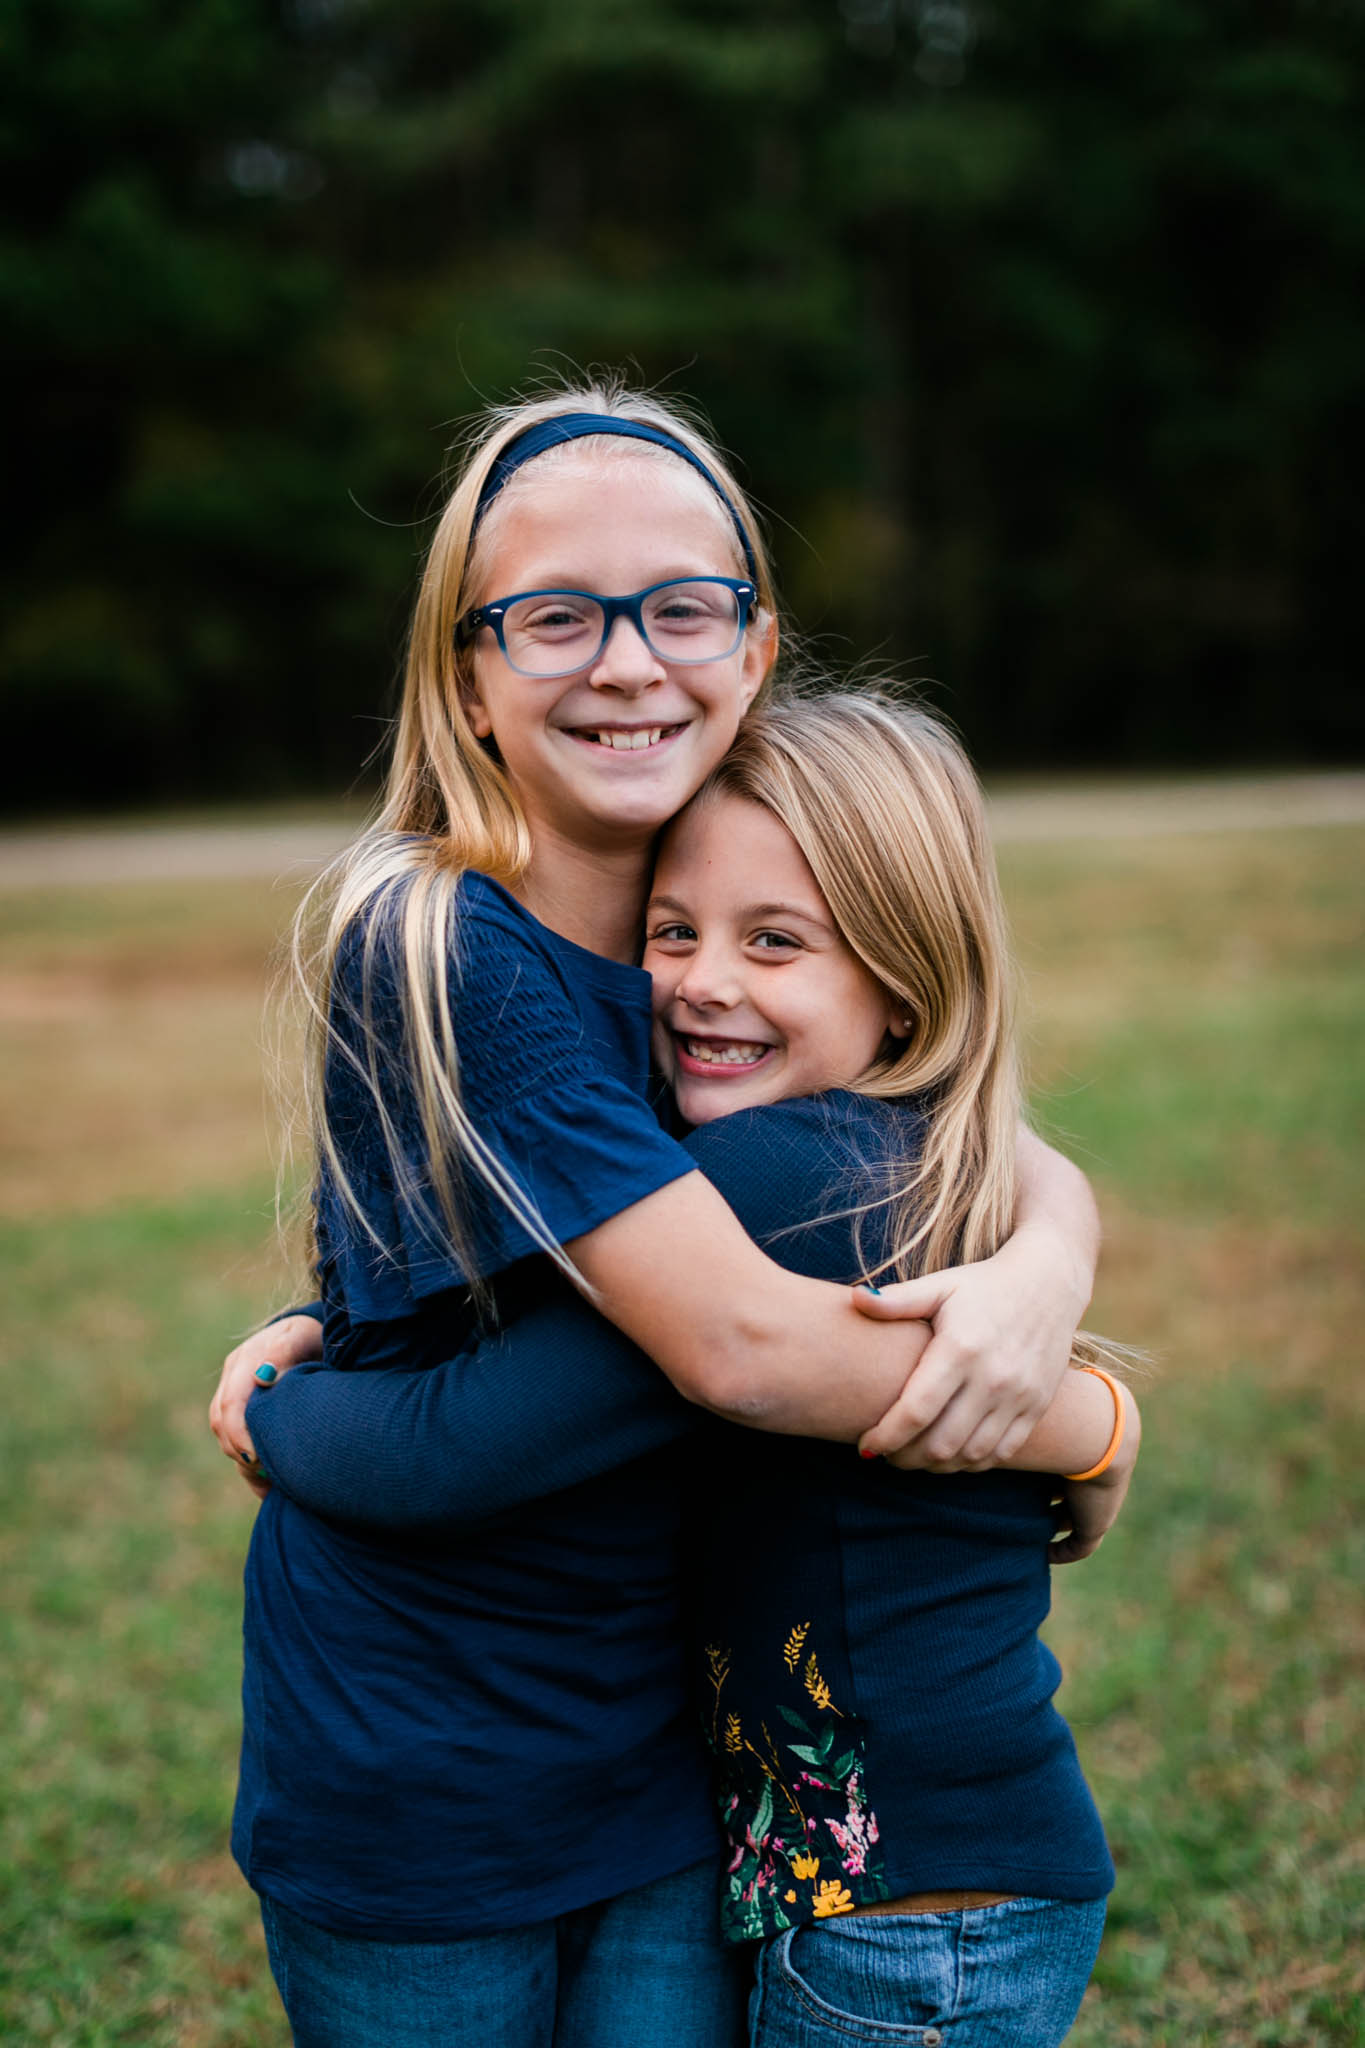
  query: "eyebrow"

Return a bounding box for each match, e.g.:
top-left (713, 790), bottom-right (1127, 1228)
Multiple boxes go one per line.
top-left (647, 893), bottom-right (833, 932)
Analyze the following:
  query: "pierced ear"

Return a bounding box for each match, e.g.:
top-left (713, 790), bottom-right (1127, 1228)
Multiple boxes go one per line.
top-left (886, 1000), bottom-right (914, 1042)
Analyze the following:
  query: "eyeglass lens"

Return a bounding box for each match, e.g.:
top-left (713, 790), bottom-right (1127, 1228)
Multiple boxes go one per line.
top-left (501, 581), bottom-right (743, 675)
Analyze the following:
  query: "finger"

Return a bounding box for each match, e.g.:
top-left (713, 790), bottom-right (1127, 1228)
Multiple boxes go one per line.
top-left (857, 1352), bottom-right (968, 1459)
top-left (987, 1410), bottom-right (1044, 1465)
top-left (852, 1278), bottom-right (948, 1325)
top-left (954, 1395), bottom-right (1046, 1468)
top-left (211, 1385), bottom-right (258, 1463)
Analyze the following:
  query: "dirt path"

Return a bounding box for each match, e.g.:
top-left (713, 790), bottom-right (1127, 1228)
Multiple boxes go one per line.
top-left (1, 772), bottom-right (1362, 888)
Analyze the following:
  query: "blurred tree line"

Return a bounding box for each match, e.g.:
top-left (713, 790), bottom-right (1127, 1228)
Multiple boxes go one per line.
top-left (4, 0), bottom-right (1362, 811)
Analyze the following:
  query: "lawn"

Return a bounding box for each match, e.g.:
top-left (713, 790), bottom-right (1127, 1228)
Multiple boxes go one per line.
top-left (0, 820), bottom-right (1361, 2046)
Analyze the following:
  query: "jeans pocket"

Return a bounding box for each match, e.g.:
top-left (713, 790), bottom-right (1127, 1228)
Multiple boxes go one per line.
top-left (754, 1917), bottom-right (957, 2045)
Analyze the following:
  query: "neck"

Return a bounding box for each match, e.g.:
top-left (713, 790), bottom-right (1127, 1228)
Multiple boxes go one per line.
top-left (513, 826), bottom-right (653, 963)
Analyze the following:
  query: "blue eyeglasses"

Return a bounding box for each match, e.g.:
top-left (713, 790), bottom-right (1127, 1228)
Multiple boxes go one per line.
top-left (455, 577), bottom-right (757, 679)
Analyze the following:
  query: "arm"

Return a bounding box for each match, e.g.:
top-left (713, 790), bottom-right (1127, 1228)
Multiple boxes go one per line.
top-left (247, 1285), bottom-right (702, 1529)
top-left (211, 1128), bottom-right (1096, 1480)
top-left (247, 1258), bottom-right (1136, 1536)
top-left (852, 1125), bottom-right (1100, 1466)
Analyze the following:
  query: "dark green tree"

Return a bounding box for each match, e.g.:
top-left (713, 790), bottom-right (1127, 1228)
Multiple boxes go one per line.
top-left (3, 0), bottom-right (1361, 809)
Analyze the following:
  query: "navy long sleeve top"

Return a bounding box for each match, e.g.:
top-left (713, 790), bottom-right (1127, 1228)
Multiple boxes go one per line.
top-left (249, 1087), bottom-right (1114, 1941)
top-left (233, 872), bottom-right (716, 1940)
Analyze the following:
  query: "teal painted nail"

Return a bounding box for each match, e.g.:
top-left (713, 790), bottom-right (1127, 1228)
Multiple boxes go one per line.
top-left (862, 1282), bottom-right (882, 1296)
top-left (254, 1361), bottom-right (279, 1385)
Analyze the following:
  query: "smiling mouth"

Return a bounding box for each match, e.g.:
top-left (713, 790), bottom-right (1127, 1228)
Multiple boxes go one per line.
top-left (676, 1034), bottom-right (774, 1072)
top-left (570, 723), bottom-right (687, 751)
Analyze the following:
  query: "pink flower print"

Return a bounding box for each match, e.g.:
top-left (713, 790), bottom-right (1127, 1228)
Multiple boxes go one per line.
top-left (826, 1775), bottom-right (882, 1878)
top-left (728, 1843), bottom-right (745, 1873)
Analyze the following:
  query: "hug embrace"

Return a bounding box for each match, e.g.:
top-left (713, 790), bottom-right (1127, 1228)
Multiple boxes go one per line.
top-left (211, 378), bottom-right (1140, 2048)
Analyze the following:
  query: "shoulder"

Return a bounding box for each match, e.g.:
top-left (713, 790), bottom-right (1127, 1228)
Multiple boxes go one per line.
top-left (333, 866), bottom-right (601, 1023)
top-left (682, 1092), bottom-right (927, 1276)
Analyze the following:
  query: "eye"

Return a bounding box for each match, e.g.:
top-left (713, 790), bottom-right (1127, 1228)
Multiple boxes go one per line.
top-left (526, 604), bottom-right (592, 632)
top-left (507, 595), bottom-right (597, 638)
top-left (647, 920), bottom-right (697, 947)
top-left (751, 929), bottom-right (801, 953)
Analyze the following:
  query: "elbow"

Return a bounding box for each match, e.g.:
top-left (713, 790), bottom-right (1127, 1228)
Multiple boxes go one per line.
top-left (664, 1311), bottom-right (788, 1428)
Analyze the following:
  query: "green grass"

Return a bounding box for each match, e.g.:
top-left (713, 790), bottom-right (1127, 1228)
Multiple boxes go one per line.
top-left (0, 821), bottom-right (1361, 2044)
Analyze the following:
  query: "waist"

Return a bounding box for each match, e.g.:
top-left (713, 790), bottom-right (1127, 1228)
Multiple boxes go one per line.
top-left (855, 1890), bottom-right (1017, 1916)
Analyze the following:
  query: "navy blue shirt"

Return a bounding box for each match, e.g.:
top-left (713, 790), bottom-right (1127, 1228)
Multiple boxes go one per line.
top-left (251, 1090), bottom-right (1115, 1941)
top-left (233, 872), bottom-right (714, 1938)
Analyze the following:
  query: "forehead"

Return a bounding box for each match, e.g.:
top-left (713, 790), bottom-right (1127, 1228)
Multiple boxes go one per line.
top-left (475, 448), bottom-right (740, 593)
top-left (656, 792), bottom-right (823, 904)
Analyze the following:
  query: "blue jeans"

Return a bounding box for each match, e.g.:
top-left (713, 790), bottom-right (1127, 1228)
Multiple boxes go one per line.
top-left (259, 1857), bottom-right (748, 2048)
top-left (748, 1895), bottom-right (1107, 2047)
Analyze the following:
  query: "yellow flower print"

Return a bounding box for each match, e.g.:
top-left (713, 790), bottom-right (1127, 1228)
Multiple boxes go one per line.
top-left (783, 1623), bottom-right (811, 1672)
top-left (790, 1851), bottom-right (820, 1880)
top-left (785, 1890), bottom-right (797, 1904)
top-left (803, 1651), bottom-right (844, 1716)
top-left (812, 1880), bottom-right (856, 1918)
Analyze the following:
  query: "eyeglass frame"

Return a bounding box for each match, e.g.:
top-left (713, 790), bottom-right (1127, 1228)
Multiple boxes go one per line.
top-left (454, 576), bottom-right (758, 679)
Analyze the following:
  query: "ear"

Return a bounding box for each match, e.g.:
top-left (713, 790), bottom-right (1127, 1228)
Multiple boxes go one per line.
top-left (884, 996), bottom-right (914, 1043)
top-left (460, 664), bottom-right (495, 741)
top-left (739, 609), bottom-right (779, 713)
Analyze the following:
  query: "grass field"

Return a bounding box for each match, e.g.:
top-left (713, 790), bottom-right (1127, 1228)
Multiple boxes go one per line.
top-left (1, 820), bottom-right (1361, 2046)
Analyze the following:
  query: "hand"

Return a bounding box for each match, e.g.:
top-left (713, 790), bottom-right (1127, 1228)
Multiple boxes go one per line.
top-left (209, 1313), bottom-right (324, 1495)
top-left (853, 1230), bottom-right (1085, 1468)
top-left (1048, 1384), bottom-right (1141, 1564)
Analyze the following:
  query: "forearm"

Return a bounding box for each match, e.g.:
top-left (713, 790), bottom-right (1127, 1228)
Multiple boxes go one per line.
top-left (570, 1172), bottom-right (929, 1439)
top-left (247, 1293), bottom-right (701, 1529)
top-left (1000, 1365), bottom-right (1138, 1480)
top-left (1013, 1125), bottom-right (1099, 1314)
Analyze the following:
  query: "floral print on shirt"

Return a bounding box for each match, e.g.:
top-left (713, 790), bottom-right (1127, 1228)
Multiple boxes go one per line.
top-left (702, 1624), bottom-right (890, 1940)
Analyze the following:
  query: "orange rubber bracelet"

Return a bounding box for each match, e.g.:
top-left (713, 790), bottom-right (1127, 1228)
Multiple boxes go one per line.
top-left (1062, 1365), bottom-right (1126, 1482)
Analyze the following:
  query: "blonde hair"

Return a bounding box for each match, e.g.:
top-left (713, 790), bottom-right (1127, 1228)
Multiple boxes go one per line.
top-left (693, 694), bottom-right (1128, 1372)
top-left (290, 374), bottom-right (779, 1296)
top-left (697, 692), bottom-right (1016, 1279)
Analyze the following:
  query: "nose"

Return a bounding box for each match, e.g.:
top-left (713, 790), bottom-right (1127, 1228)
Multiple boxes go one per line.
top-left (587, 613), bottom-right (666, 694)
top-left (674, 940), bottom-right (744, 1014)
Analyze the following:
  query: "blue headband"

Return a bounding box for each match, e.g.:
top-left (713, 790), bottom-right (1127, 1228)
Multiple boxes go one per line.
top-left (474, 412), bottom-right (760, 582)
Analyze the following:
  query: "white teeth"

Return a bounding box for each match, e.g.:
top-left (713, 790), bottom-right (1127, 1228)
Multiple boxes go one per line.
top-left (684, 1038), bottom-right (769, 1066)
top-left (586, 727), bottom-right (668, 750)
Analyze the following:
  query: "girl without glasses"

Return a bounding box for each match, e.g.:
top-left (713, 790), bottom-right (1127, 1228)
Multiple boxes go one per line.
top-left (210, 381), bottom-right (1109, 2047)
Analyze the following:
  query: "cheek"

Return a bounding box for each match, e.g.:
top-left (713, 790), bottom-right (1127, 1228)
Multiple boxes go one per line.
top-left (644, 957), bottom-right (679, 1025)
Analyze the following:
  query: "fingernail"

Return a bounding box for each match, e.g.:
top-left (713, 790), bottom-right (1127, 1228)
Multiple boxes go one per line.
top-left (862, 1283), bottom-right (882, 1297)
top-left (254, 1362), bottom-right (279, 1385)
top-left (239, 1450), bottom-right (255, 1464)
top-left (858, 1446), bottom-right (880, 1460)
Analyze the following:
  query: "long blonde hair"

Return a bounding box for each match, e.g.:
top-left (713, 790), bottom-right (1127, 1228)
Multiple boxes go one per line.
top-left (699, 693), bottom-right (1018, 1280)
top-left (289, 375), bottom-right (779, 1294)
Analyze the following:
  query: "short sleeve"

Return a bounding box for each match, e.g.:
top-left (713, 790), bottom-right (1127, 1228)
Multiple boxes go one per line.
top-left (317, 875), bottom-right (695, 1319)
top-left (682, 1093), bottom-right (927, 1285)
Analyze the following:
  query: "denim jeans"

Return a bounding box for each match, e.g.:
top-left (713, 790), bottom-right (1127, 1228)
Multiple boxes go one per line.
top-left (748, 1895), bottom-right (1107, 2047)
top-left (259, 1858), bottom-right (748, 2048)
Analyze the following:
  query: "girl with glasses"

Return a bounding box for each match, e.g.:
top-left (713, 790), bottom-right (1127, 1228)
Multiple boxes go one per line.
top-left (211, 382), bottom-right (1116, 2046)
